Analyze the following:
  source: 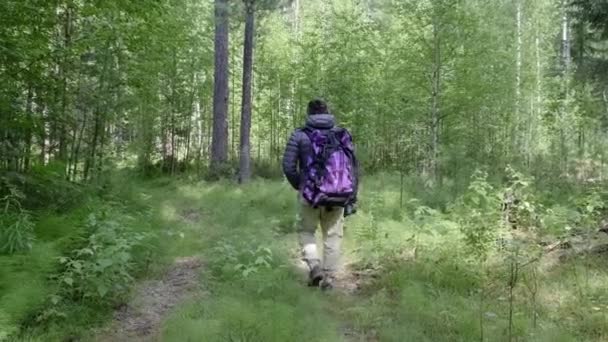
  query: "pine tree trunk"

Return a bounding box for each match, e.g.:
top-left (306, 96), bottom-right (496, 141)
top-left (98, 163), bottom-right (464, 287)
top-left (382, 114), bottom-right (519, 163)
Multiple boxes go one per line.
top-left (239, 0), bottom-right (255, 183)
top-left (211, 0), bottom-right (230, 174)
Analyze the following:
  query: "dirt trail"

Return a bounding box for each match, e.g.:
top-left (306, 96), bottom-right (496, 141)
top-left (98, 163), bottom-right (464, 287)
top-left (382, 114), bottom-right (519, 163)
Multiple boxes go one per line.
top-left (97, 257), bottom-right (202, 342)
top-left (293, 256), bottom-right (379, 341)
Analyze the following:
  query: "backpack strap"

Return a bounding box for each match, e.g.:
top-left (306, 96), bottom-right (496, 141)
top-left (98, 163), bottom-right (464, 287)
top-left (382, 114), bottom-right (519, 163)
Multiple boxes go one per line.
top-left (301, 127), bottom-right (337, 186)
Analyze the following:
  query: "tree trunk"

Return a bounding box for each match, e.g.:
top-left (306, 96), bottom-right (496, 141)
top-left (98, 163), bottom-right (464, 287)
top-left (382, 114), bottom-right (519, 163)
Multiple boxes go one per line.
top-left (23, 87), bottom-right (34, 172)
top-left (532, 27), bottom-right (543, 167)
top-left (231, 48), bottom-right (236, 161)
top-left (211, 0), bottom-right (230, 174)
top-left (560, 0), bottom-right (571, 173)
top-left (70, 109), bottom-right (88, 181)
top-left (39, 105), bottom-right (49, 165)
top-left (561, 0), bottom-right (571, 74)
top-left (429, 17), bottom-right (442, 184)
top-left (58, 3), bottom-right (74, 164)
top-left (603, 89), bottom-right (608, 120)
top-left (84, 112), bottom-right (101, 181)
top-left (515, 0), bottom-right (523, 158)
top-left (239, 0), bottom-right (255, 183)
top-left (515, 0), bottom-right (522, 117)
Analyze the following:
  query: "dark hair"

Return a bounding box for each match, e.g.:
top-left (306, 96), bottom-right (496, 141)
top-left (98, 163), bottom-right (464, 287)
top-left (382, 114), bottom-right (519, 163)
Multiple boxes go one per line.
top-left (307, 98), bottom-right (329, 115)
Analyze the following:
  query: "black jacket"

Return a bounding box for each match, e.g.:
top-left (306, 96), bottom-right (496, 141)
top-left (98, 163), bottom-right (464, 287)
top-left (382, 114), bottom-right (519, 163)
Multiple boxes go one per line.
top-left (282, 114), bottom-right (359, 198)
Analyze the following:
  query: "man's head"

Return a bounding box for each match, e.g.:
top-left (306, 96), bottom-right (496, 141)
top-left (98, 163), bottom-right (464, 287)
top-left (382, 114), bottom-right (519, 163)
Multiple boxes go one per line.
top-left (307, 98), bottom-right (329, 115)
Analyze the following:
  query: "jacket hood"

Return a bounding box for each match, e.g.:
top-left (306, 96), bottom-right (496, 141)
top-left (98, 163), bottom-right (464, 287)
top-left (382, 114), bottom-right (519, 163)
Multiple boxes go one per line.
top-left (305, 114), bottom-right (335, 129)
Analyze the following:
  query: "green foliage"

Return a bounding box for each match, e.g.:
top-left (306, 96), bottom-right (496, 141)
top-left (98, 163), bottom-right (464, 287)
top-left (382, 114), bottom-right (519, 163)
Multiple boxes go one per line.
top-left (163, 287), bottom-right (340, 342)
top-left (353, 191), bottom-right (384, 260)
top-left (1, 167), bottom-right (85, 212)
top-left (0, 173), bottom-right (165, 341)
top-left (503, 166), bottom-right (544, 231)
top-left (9, 176), bottom-right (603, 341)
top-left (450, 170), bottom-right (501, 260)
top-left (209, 239), bottom-right (276, 281)
top-left (0, 210), bottom-right (35, 255)
top-left (573, 187), bottom-right (607, 231)
top-left (0, 180), bottom-right (35, 254)
top-left (53, 209), bottom-right (152, 304)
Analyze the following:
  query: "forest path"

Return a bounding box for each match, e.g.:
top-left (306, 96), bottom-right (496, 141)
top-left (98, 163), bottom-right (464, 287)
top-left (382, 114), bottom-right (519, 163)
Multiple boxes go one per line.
top-left (95, 257), bottom-right (203, 342)
top-left (292, 254), bottom-right (380, 341)
top-left (95, 204), bottom-right (207, 342)
top-left (97, 181), bottom-right (398, 342)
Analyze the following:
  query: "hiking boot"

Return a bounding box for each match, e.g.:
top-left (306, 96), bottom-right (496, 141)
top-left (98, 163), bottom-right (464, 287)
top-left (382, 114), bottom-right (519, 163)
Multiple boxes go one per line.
top-left (320, 272), bottom-right (335, 291)
top-left (320, 276), bottom-right (334, 291)
top-left (308, 265), bottom-right (324, 287)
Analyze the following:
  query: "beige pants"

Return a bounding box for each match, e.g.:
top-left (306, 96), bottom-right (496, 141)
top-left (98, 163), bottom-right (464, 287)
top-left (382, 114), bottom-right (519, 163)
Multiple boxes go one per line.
top-left (298, 199), bottom-right (344, 276)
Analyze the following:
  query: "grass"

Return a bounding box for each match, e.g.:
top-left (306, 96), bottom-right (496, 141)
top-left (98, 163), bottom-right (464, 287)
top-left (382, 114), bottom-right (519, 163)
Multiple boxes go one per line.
top-left (2, 172), bottom-right (608, 341)
top-left (0, 210), bottom-right (87, 340)
top-left (0, 172), bottom-right (170, 341)
top-left (144, 175), bottom-right (608, 341)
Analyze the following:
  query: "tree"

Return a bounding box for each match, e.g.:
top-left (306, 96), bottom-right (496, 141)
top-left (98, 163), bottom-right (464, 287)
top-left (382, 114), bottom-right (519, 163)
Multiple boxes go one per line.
top-left (211, 0), bottom-right (230, 174)
top-left (571, 0), bottom-right (608, 38)
top-left (238, 0), bottom-right (256, 183)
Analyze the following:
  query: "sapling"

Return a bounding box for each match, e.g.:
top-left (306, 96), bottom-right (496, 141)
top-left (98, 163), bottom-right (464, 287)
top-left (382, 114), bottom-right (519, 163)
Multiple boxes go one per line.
top-left (451, 170), bottom-right (501, 341)
top-left (522, 267), bottom-right (539, 329)
top-left (507, 245), bottom-right (520, 342)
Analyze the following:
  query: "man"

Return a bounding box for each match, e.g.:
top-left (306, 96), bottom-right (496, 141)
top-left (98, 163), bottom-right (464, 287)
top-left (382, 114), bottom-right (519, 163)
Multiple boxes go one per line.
top-left (282, 98), bottom-right (358, 289)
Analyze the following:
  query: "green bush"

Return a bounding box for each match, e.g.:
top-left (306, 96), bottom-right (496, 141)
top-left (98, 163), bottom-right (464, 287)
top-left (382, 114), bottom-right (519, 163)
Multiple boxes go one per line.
top-left (0, 210), bottom-right (35, 255)
top-left (53, 209), bottom-right (152, 304)
top-left (209, 238), bottom-right (277, 281)
top-left (449, 170), bottom-right (501, 260)
top-left (0, 181), bottom-right (35, 255)
top-left (1, 167), bottom-right (84, 212)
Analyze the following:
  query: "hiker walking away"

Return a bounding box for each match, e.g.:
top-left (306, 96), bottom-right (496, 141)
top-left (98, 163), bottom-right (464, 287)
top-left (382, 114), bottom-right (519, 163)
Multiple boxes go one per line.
top-left (282, 98), bottom-right (359, 289)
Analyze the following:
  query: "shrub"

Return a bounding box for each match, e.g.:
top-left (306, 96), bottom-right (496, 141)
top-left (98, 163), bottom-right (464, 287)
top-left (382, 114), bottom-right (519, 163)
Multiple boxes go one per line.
top-left (53, 210), bottom-right (151, 304)
top-left (449, 170), bottom-right (501, 261)
top-left (209, 238), bottom-right (276, 282)
top-left (0, 179), bottom-right (35, 255)
top-left (0, 211), bottom-right (35, 255)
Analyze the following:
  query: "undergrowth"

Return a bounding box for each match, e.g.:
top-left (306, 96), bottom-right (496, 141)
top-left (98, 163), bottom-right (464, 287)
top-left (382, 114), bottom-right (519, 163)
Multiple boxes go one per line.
top-left (0, 170), bottom-right (165, 341)
top-left (2, 169), bottom-right (608, 341)
top-left (156, 172), bottom-right (607, 341)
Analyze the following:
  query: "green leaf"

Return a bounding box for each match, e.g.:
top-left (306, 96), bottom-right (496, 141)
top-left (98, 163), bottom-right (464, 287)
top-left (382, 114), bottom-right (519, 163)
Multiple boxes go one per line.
top-left (97, 284), bottom-right (109, 297)
top-left (63, 277), bottom-right (74, 286)
top-left (98, 259), bottom-right (113, 268)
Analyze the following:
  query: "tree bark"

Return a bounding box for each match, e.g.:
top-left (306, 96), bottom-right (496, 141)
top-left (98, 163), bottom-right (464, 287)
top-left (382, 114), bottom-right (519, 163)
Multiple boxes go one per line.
top-left (515, 0), bottom-right (523, 158)
top-left (58, 2), bottom-right (74, 164)
top-left (72, 110), bottom-right (87, 181)
top-left (515, 0), bottom-right (522, 117)
top-left (561, 0), bottom-right (571, 74)
top-left (429, 17), bottom-right (442, 184)
top-left (211, 0), bottom-right (230, 174)
top-left (239, 0), bottom-right (255, 183)
top-left (23, 86), bottom-right (34, 172)
top-left (559, 0), bottom-right (571, 173)
top-left (532, 28), bottom-right (543, 167)
top-left (84, 112), bottom-right (100, 181)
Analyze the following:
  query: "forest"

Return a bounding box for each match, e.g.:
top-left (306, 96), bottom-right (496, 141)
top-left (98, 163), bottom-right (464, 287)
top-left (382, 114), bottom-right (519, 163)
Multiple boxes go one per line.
top-left (1, 0), bottom-right (608, 340)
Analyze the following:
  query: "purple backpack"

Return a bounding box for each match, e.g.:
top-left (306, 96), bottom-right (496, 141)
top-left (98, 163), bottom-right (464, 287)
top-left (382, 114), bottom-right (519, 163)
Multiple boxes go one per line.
top-left (301, 127), bottom-right (356, 208)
